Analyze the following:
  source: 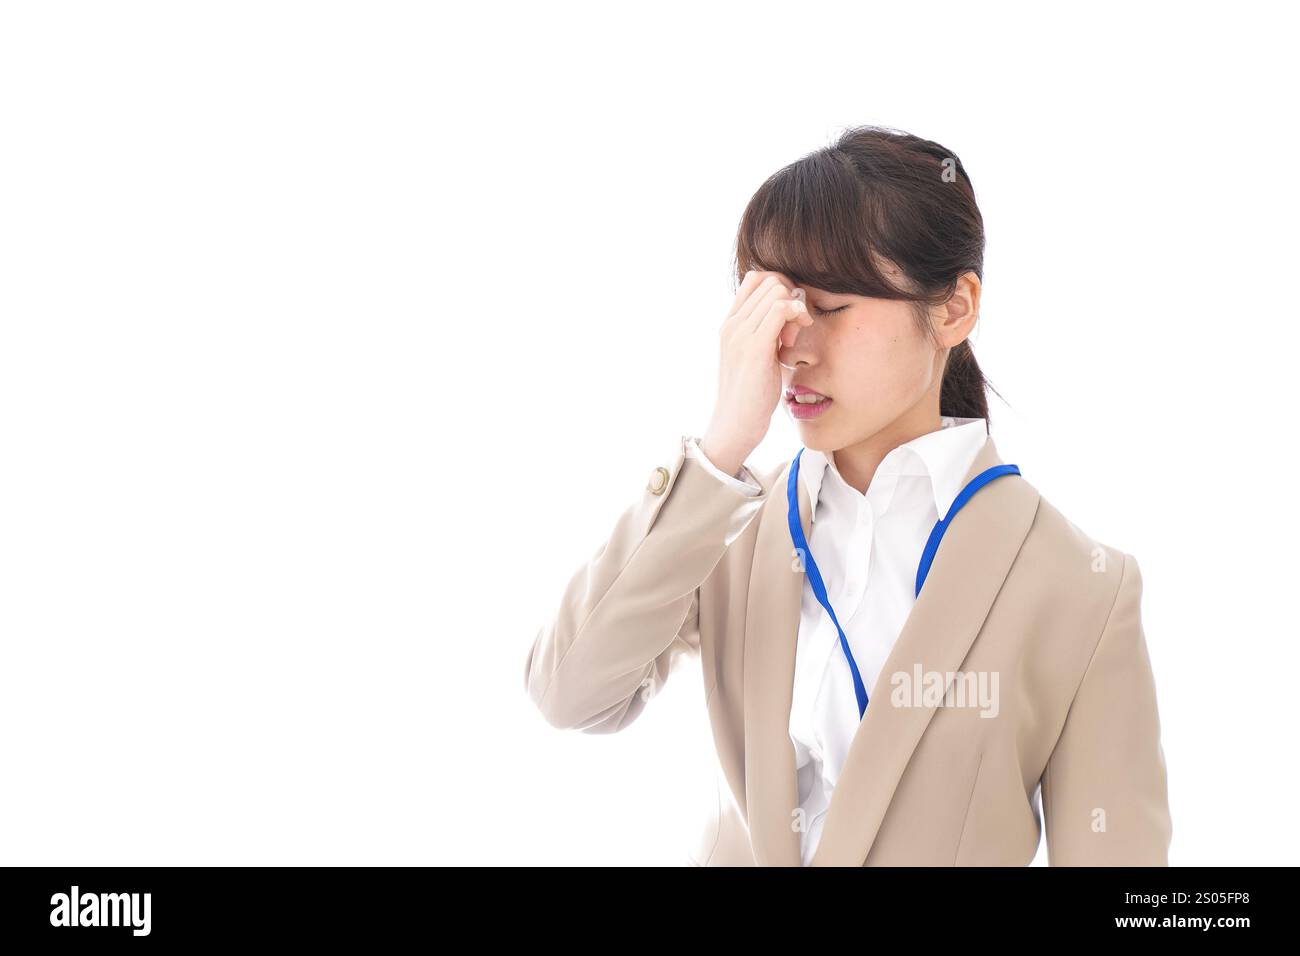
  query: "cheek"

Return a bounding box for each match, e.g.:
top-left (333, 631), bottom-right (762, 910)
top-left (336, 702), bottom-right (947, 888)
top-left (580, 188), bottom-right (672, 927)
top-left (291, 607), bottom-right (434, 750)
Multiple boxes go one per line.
top-left (877, 308), bottom-right (928, 351)
top-left (831, 314), bottom-right (931, 395)
top-left (839, 313), bottom-right (926, 366)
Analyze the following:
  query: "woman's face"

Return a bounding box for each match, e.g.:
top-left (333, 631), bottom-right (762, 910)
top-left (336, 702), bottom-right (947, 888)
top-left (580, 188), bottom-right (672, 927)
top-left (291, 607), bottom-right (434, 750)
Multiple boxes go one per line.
top-left (777, 281), bottom-right (945, 451)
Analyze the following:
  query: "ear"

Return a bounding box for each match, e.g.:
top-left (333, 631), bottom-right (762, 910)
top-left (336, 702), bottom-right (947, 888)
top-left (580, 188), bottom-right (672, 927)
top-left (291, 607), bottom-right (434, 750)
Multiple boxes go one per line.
top-left (932, 271), bottom-right (981, 349)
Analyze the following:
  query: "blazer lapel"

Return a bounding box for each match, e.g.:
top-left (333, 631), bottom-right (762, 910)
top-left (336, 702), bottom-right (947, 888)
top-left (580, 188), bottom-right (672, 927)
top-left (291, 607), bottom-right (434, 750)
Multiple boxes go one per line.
top-left (742, 435), bottom-right (1040, 867)
top-left (742, 451), bottom-right (812, 866)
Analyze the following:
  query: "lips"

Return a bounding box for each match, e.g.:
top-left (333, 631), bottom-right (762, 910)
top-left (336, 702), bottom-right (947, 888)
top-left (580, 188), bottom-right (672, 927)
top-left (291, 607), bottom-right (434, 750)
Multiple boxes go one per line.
top-left (784, 383), bottom-right (833, 421)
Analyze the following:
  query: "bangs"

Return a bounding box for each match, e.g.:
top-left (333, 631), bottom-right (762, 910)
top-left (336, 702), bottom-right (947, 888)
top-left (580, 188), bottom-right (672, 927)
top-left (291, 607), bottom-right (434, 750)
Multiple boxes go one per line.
top-left (733, 149), bottom-right (919, 301)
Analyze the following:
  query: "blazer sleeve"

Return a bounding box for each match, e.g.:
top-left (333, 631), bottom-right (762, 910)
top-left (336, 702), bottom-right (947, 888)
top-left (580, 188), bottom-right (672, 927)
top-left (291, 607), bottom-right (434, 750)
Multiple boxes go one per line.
top-left (1041, 551), bottom-right (1173, 865)
top-left (683, 436), bottom-right (764, 496)
top-left (523, 434), bottom-right (769, 734)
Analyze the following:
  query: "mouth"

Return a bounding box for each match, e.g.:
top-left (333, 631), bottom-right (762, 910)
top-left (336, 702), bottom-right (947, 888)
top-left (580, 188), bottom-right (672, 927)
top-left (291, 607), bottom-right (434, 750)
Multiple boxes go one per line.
top-left (784, 385), bottom-right (833, 420)
top-left (785, 384), bottom-right (831, 403)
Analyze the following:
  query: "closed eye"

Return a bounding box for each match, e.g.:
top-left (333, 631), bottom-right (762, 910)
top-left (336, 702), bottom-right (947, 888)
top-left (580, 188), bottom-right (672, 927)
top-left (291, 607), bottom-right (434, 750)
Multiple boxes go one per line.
top-left (812, 305), bottom-right (847, 317)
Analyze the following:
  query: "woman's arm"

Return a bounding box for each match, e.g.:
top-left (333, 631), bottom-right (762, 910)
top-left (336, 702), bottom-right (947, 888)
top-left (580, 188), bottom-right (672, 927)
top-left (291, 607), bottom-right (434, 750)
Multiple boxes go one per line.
top-left (523, 435), bottom-right (768, 734)
top-left (1040, 552), bottom-right (1173, 864)
top-left (525, 271), bottom-right (805, 734)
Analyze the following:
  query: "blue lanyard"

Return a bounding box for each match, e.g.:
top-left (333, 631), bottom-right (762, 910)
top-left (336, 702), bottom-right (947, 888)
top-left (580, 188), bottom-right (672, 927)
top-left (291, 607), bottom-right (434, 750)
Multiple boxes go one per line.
top-left (786, 447), bottom-right (1021, 720)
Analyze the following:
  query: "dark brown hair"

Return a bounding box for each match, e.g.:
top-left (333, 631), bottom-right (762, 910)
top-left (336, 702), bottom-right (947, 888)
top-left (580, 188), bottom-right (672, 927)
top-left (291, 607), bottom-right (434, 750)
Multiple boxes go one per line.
top-left (733, 124), bottom-right (1005, 423)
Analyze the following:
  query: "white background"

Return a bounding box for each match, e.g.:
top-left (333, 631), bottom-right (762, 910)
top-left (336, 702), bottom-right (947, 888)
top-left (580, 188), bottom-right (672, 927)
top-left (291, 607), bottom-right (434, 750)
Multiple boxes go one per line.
top-left (1, 1), bottom-right (1295, 865)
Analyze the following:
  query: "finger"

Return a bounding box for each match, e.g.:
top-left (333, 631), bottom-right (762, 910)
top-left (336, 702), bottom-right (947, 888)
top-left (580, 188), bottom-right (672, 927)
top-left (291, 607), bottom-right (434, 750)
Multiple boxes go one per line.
top-left (732, 274), bottom-right (782, 326)
top-left (756, 296), bottom-right (808, 351)
top-left (724, 271), bottom-right (769, 330)
top-left (781, 287), bottom-right (812, 347)
top-left (738, 276), bottom-right (793, 332)
top-left (779, 310), bottom-right (808, 349)
top-left (729, 270), bottom-right (767, 314)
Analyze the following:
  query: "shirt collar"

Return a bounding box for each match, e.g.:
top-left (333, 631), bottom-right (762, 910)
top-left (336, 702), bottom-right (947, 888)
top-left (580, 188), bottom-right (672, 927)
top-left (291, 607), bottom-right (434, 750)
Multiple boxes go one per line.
top-left (798, 416), bottom-right (990, 523)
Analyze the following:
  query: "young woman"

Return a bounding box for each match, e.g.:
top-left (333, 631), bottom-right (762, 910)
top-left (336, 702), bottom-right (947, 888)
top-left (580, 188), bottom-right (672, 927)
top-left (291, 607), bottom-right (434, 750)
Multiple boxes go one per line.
top-left (523, 125), bottom-right (1172, 867)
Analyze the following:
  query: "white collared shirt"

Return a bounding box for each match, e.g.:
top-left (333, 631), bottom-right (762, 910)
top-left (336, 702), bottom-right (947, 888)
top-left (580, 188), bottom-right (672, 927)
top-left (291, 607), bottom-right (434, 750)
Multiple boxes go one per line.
top-left (685, 416), bottom-right (990, 865)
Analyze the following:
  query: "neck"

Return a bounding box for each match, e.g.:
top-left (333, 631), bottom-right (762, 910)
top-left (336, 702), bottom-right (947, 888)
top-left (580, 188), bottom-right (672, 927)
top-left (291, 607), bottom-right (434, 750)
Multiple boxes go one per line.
top-left (830, 400), bottom-right (943, 496)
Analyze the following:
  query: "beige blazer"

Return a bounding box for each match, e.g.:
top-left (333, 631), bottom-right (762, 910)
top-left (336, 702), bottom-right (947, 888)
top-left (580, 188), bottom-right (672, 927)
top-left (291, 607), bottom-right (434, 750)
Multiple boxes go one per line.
top-left (523, 433), bottom-right (1172, 866)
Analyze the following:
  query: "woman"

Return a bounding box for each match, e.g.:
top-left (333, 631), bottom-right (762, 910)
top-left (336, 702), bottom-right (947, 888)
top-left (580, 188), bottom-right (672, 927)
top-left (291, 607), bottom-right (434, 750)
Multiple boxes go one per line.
top-left (523, 125), bottom-right (1172, 866)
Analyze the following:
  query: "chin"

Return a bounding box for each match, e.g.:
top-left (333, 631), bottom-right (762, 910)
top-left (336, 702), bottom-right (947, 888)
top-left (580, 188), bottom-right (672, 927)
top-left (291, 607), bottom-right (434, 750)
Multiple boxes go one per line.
top-left (794, 429), bottom-right (840, 453)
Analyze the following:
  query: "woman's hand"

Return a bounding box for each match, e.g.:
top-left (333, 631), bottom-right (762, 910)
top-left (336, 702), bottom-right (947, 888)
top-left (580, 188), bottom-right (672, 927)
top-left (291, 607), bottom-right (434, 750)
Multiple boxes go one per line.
top-left (698, 270), bottom-right (812, 477)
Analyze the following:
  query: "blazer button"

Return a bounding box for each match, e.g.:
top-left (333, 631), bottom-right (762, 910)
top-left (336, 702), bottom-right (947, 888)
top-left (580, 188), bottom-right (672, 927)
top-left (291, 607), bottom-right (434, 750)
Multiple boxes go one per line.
top-left (647, 466), bottom-right (670, 495)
